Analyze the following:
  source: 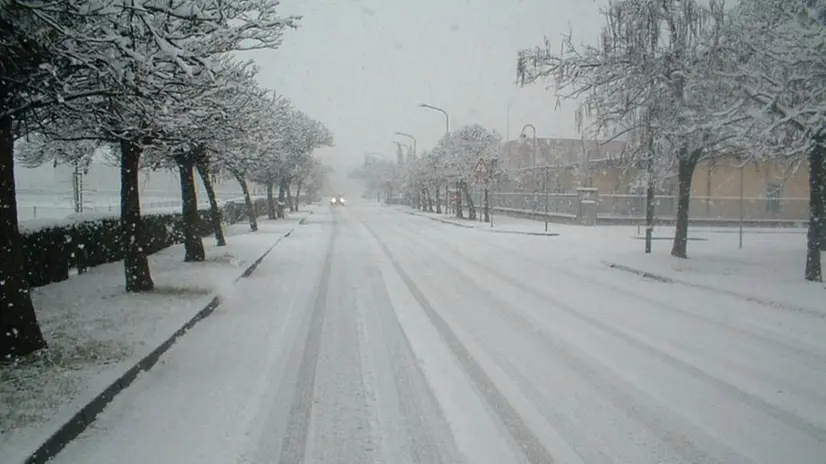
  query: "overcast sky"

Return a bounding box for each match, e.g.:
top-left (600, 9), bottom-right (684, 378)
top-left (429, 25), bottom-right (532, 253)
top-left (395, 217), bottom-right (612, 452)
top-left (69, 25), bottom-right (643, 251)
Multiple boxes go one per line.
top-left (248, 0), bottom-right (607, 175)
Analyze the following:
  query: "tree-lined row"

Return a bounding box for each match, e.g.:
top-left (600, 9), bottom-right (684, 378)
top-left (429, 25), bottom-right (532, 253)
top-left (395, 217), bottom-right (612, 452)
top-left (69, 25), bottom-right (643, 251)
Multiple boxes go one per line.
top-left (358, 124), bottom-right (501, 219)
top-left (1, 0), bottom-right (332, 358)
top-left (517, 0), bottom-right (826, 281)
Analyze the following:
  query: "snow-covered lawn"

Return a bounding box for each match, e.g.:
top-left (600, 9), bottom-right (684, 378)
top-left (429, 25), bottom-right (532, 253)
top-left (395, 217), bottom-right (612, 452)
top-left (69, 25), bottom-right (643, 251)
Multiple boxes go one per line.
top-left (602, 227), bottom-right (825, 316)
top-left (0, 209), bottom-right (313, 464)
top-left (406, 207), bottom-right (824, 315)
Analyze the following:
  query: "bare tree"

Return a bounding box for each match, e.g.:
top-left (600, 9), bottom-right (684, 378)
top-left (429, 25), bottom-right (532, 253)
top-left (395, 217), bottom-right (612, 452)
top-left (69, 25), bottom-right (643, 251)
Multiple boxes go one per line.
top-left (518, 0), bottom-right (739, 258)
top-left (433, 124), bottom-right (501, 220)
top-left (0, 0), bottom-right (298, 357)
top-left (726, 0), bottom-right (826, 281)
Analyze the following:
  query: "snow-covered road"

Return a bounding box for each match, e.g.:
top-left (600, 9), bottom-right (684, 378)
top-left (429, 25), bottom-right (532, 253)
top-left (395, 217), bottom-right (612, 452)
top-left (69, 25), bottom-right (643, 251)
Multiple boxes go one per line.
top-left (50, 204), bottom-right (826, 464)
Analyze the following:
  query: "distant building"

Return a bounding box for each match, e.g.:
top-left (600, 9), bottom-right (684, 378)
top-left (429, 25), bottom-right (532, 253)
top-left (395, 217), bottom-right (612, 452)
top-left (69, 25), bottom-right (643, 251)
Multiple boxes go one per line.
top-left (497, 137), bottom-right (810, 221)
top-left (500, 137), bottom-right (627, 172)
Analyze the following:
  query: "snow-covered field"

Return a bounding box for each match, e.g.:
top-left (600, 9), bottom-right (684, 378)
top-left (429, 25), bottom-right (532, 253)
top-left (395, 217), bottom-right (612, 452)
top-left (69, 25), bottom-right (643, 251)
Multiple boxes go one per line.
top-left (3, 203), bottom-right (825, 464)
top-left (0, 210), bottom-right (314, 464)
top-left (14, 190), bottom-right (243, 222)
top-left (409, 208), bottom-right (823, 315)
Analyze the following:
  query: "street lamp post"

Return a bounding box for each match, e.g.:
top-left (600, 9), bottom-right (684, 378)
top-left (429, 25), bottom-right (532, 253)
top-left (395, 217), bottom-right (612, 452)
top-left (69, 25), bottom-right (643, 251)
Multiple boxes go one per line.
top-left (393, 132), bottom-right (417, 156)
top-left (418, 103), bottom-right (450, 136)
top-left (419, 103), bottom-right (451, 213)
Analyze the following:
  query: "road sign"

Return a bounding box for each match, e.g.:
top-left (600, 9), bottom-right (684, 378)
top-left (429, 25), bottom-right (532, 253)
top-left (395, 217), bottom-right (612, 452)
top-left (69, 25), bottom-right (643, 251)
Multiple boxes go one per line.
top-left (473, 158), bottom-right (489, 183)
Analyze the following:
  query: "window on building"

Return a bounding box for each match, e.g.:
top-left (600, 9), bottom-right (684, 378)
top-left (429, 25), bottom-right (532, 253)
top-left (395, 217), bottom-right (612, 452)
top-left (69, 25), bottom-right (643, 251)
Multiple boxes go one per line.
top-left (766, 183), bottom-right (782, 213)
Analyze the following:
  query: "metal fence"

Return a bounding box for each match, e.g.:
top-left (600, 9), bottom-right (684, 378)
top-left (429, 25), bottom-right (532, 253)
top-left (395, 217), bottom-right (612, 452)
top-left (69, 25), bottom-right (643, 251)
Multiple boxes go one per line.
top-left (462, 164), bottom-right (810, 223)
top-left (460, 187), bottom-right (809, 223)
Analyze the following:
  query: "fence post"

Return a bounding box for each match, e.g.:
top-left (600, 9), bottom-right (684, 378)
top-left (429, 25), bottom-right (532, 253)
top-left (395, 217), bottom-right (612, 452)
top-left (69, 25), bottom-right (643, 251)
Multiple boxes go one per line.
top-left (544, 166), bottom-right (549, 232)
top-left (739, 163), bottom-right (744, 249)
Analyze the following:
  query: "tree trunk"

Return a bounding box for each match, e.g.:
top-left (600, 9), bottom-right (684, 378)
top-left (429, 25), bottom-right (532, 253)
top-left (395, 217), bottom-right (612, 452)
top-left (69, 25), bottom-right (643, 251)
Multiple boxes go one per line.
top-left (435, 184), bottom-right (442, 213)
top-left (177, 157), bottom-right (205, 262)
top-left (286, 181), bottom-right (295, 212)
top-left (819, 150), bottom-right (826, 252)
top-left (426, 188), bottom-right (434, 212)
top-left (234, 172), bottom-right (258, 232)
top-left (671, 153), bottom-right (697, 259)
top-left (266, 181), bottom-right (276, 219)
top-left (120, 139), bottom-right (154, 292)
top-left (455, 180), bottom-right (464, 219)
top-left (0, 113), bottom-right (47, 358)
top-left (277, 179), bottom-right (287, 218)
top-left (645, 174), bottom-right (655, 254)
top-left (462, 180), bottom-right (476, 220)
top-left (294, 180), bottom-right (303, 211)
top-left (196, 160), bottom-right (225, 246)
top-left (805, 143), bottom-right (824, 282)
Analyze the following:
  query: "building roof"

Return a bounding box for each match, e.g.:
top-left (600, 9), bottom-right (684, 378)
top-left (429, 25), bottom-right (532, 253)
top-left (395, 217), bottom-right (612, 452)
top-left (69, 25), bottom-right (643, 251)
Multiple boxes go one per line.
top-left (501, 137), bottom-right (628, 170)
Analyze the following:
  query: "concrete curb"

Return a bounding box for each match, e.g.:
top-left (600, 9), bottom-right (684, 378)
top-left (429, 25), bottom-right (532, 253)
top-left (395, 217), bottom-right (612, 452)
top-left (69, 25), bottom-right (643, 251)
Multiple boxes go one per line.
top-left (487, 229), bottom-right (560, 237)
top-left (603, 261), bottom-right (826, 319)
top-left (603, 262), bottom-right (675, 283)
top-left (406, 210), bottom-right (560, 237)
top-left (404, 211), bottom-right (474, 228)
top-left (25, 226), bottom-right (299, 464)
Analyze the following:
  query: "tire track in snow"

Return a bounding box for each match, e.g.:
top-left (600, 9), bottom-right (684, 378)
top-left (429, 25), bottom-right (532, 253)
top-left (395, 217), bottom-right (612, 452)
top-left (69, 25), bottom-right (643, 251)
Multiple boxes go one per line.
top-left (363, 222), bottom-right (557, 464)
top-left (352, 216), bottom-right (464, 464)
top-left (360, 252), bottom-right (462, 463)
top-left (396, 212), bottom-right (826, 409)
top-left (389, 227), bottom-right (749, 464)
top-left (400, 220), bottom-right (826, 446)
top-left (277, 218), bottom-right (336, 464)
top-left (404, 209), bottom-right (826, 368)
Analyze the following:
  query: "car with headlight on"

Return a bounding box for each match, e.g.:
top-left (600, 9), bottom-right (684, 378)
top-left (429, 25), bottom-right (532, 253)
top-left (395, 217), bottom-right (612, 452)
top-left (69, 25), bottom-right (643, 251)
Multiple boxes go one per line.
top-left (330, 195), bottom-right (346, 206)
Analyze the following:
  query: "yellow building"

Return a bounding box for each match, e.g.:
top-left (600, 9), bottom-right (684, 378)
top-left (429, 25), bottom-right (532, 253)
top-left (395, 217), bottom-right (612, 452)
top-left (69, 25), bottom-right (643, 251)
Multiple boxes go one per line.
top-left (500, 139), bottom-right (810, 221)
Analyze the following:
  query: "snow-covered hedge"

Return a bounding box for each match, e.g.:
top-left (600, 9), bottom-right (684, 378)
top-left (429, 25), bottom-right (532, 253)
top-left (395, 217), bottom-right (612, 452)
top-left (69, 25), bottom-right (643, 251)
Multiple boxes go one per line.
top-left (22, 210), bottom-right (214, 288)
top-left (221, 197), bottom-right (268, 225)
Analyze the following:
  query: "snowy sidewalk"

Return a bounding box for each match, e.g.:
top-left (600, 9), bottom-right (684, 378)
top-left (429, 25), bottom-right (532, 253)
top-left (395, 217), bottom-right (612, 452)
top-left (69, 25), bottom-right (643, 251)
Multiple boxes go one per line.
top-left (403, 208), bottom-right (559, 236)
top-left (401, 205), bottom-right (823, 318)
top-left (601, 227), bottom-right (825, 318)
top-left (0, 208), bottom-right (314, 464)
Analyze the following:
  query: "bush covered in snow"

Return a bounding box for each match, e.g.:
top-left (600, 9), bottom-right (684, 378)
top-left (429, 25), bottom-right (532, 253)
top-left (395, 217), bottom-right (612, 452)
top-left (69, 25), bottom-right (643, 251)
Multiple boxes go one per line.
top-left (22, 210), bottom-right (214, 288)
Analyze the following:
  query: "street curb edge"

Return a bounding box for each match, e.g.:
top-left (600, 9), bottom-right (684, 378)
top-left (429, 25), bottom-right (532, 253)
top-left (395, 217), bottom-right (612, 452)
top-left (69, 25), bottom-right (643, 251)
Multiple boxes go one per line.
top-left (403, 210), bottom-right (475, 228)
top-left (24, 227), bottom-right (297, 464)
top-left (603, 262), bottom-right (675, 283)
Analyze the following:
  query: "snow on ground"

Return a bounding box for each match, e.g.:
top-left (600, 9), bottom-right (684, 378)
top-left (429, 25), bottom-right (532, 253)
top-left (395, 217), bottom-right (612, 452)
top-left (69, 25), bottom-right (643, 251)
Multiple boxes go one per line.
top-left (17, 196), bottom-right (269, 234)
top-left (30, 203), bottom-right (826, 464)
top-left (408, 207), bottom-right (823, 315)
top-left (15, 189), bottom-right (251, 222)
top-left (0, 208), bottom-right (314, 464)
